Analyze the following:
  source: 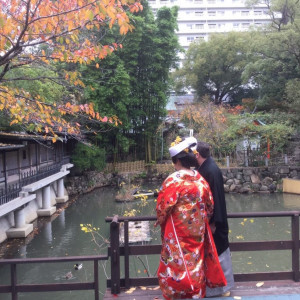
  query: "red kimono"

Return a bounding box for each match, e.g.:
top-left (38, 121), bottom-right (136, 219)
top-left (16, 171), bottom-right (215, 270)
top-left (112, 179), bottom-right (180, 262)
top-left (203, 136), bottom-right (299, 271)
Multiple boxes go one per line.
top-left (156, 170), bottom-right (226, 299)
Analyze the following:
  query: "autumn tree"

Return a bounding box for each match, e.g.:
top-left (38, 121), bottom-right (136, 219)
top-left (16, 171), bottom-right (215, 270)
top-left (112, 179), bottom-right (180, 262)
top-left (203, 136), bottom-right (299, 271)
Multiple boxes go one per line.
top-left (0, 0), bottom-right (142, 141)
top-left (180, 96), bottom-right (243, 155)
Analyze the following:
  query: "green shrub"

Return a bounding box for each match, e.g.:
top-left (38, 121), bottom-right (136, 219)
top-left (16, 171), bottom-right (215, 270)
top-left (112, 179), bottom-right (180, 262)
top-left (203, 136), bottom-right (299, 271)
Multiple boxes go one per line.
top-left (71, 143), bottom-right (106, 172)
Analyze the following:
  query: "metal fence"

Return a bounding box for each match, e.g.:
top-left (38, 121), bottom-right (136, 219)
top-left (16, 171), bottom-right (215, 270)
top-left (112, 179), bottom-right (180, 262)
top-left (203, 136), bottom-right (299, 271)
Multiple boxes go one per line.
top-left (0, 159), bottom-right (70, 206)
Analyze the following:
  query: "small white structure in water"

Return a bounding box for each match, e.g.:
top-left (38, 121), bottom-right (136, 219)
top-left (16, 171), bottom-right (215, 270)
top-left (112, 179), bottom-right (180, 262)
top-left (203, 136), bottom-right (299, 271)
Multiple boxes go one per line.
top-left (119, 221), bottom-right (152, 244)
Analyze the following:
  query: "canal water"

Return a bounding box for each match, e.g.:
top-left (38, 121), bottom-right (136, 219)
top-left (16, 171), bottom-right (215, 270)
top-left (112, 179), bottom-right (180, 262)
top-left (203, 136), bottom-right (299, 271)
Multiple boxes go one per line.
top-left (0, 184), bottom-right (299, 300)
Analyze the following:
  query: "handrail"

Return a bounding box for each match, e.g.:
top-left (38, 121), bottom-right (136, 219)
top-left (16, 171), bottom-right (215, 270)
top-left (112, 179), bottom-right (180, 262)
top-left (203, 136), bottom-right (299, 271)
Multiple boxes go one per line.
top-left (0, 255), bottom-right (107, 300)
top-left (105, 211), bottom-right (300, 294)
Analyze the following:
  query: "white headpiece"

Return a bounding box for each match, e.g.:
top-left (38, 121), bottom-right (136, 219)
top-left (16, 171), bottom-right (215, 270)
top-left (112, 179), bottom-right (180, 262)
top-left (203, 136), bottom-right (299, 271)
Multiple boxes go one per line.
top-left (169, 136), bottom-right (198, 158)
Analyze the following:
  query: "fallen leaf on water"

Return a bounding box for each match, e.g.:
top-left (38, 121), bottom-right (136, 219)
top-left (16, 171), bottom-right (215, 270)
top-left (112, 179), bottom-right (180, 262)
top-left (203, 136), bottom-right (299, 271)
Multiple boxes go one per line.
top-left (256, 281), bottom-right (264, 287)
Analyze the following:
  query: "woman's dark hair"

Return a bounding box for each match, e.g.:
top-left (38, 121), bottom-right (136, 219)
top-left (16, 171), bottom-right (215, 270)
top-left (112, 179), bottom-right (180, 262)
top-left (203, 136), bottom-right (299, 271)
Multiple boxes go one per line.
top-left (172, 151), bottom-right (198, 168)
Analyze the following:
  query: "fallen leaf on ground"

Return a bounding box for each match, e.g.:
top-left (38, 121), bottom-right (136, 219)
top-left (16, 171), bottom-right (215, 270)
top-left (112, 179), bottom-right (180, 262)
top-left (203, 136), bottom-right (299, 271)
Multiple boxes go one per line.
top-left (256, 281), bottom-right (264, 287)
top-left (125, 287), bottom-right (136, 294)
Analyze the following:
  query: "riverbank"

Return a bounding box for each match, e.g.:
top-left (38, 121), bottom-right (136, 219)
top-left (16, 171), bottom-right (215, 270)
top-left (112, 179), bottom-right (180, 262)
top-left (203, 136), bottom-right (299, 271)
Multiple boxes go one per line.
top-left (65, 165), bottom-right (300, 196)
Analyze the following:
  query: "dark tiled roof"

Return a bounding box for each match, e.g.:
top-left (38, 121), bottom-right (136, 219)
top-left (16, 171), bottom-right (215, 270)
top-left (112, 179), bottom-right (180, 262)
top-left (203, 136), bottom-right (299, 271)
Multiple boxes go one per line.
top-left (0, 132), bottom-right (52, 141)
top-left (0, 143), bottom-right (24, 151)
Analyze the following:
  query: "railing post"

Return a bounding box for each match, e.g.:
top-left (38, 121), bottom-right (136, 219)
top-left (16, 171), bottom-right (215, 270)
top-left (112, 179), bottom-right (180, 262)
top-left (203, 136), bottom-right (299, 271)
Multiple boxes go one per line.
top-left (11, 263), bottom-right (17, 300)
top-left (94, 259), bottom-right (99, 300)
top-left (291, 214), bottom-right (299, 282)
top-left (110, 215), bottom-right (120, 294)
top-left (124, 220), bottom-right (130, 289)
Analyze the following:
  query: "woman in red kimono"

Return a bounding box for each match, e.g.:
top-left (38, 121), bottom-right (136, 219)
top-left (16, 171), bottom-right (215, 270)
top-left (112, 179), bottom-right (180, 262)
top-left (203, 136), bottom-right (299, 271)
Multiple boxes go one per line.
top-left (156, 136), bottom-right (226, 299)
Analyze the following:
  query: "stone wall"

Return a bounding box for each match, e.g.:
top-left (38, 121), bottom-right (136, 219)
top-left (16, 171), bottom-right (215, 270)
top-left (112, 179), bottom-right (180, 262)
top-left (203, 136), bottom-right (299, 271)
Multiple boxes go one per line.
top-left (66, 165), bottom-right (300, 195)
top-left (65, 171), bottom-right (116, 196)
top-left (221, 166), bottom-right (300, 193)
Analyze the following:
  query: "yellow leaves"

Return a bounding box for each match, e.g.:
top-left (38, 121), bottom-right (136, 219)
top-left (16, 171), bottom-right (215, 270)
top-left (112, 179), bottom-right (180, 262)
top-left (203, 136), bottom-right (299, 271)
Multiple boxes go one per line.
top-left (125, 287), bottom-right (136, 294)
top-left (10, 119), bottom-right (19, 125)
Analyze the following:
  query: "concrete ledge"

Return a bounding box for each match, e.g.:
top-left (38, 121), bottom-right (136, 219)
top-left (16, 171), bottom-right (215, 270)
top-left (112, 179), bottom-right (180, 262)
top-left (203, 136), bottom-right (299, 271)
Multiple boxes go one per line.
top-left (37, 206), bottom-right (56, 217)
top-left (0, 194), bottom-right (36, 218)
top-left (6, 223), bottom-right (33, 238)
top-left (56, 195), bottom-right (69, 203)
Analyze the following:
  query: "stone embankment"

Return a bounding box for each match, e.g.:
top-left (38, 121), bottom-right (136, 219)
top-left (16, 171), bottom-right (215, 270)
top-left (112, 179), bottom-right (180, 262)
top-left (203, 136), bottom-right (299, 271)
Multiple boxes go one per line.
top-left (66, 165), bottom-right (300, 195)
top-left (221, 166), bottom-right (299, 194)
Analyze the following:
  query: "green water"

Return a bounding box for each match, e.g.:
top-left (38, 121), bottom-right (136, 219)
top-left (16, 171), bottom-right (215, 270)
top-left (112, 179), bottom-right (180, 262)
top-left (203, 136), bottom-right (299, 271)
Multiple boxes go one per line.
top-left (0, 186), bottom-right (299, 300)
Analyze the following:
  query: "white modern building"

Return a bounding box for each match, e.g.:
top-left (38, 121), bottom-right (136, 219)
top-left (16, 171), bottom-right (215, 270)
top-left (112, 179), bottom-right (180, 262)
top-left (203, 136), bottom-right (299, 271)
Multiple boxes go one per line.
top-left (148, 0), bottom-right (275, 50)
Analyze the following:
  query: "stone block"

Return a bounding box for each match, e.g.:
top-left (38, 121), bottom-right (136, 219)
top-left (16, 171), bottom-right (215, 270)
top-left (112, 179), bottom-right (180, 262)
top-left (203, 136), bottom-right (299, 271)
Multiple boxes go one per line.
top-left (243, 169), bottom-right (253, 176)
top-left (37, 206), bottom-right (56, 217)
top-left (251, 174), bottom-right (261, 184)
top-left (56, 195), bottom-right (69, 203)
top-left (279, 167), bottom-right (290, 174)
top-left (6, 223), bottom-right (33, 238)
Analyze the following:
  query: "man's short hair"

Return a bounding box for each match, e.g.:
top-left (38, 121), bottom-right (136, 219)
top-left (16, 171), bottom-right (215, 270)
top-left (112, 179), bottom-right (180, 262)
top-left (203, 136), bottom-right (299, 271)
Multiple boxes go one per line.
top-left (196, 141), bottom-right (211, 159)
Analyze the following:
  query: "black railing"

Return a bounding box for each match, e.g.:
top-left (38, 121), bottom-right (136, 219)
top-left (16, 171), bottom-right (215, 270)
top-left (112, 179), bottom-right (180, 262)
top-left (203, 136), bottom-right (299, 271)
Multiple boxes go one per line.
top-left (0, 255), bottom-right (107, 300)
top-left (105, 211), bottom-right (300, 294)
top-left (0, 158), bottom-right (70, 205)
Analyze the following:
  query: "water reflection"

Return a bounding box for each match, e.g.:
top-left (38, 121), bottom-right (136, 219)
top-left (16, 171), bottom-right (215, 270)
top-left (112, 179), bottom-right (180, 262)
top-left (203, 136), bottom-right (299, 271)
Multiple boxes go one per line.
top-left (0, 187), bottom-right (299, 300)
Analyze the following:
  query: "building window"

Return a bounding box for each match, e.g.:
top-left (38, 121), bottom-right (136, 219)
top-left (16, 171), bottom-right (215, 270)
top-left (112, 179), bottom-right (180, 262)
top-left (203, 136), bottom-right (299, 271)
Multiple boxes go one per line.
top-left (241, 11), bottom-right (250, 16)
top-left (241, 23), bottom-right (250, 28)
top-left (254, 10), bottom-right (262, 15)
top-left (208, 11), bottom-right (216, 16)
top-left (195, 11), bottom-right (204, 16)
top-left (195, 23), bottom-right (204, 29)
top-left (195, 0), bottom-right (203, 3)
top-left (218, 23), bottom-right (225, 28)
top-left (186, 24), bottom-right (193, 29)
top-left (217, 10), bottom-right (225, 15)
top-left (207, 0), bottom-right (216, 4)
top-left (195, 36), bottom-right (205, 39)
top-left (232, 10), bottom-right (240, 15)
top-left (22, 150), bottom-right (27, 160)
top-left (255, 22), bottom-right (262, 26)
top-left (187, 36), bottom-right (195, 42)
top-left (233, 22), bottom-right (240, 28)
top-left (208, 23), bottom-right (216, 28)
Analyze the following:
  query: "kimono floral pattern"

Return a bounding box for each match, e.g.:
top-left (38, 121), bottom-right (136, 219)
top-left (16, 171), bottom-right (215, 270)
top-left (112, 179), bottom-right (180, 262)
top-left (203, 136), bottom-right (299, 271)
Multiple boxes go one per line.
top-left (156, 170), bottom-right (226, 299)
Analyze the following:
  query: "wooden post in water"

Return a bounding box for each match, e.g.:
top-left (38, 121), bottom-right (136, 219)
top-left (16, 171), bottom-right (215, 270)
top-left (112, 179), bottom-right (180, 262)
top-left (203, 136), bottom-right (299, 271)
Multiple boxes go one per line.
top-left (110, 215), bottom-right (120, 294)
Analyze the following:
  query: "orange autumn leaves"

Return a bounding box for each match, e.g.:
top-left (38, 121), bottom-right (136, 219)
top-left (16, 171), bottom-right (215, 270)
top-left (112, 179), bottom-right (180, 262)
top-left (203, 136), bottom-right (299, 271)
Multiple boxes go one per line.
top-left (181, 101), bottom-right (243, 148)
top-left (0, 0), bottom-right (143, 141)
top-left (0, 0), bottom-right (142, 64)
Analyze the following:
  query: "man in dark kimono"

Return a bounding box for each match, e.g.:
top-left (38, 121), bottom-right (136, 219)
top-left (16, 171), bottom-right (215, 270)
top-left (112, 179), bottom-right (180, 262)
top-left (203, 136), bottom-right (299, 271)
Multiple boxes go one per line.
top-left (196, 141), bottom-right (234, 297)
